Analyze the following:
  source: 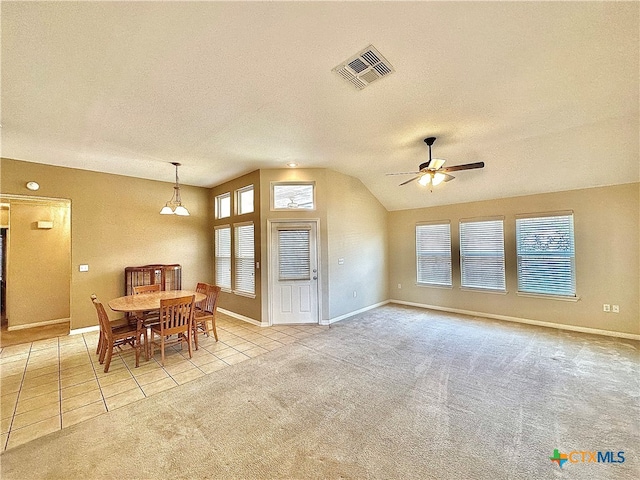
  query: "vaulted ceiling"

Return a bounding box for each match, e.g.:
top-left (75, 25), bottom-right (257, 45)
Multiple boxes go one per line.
top-left (2, 1), bottom-right (638, 211)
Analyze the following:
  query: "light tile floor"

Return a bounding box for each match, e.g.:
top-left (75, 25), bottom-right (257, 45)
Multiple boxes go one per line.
top-left (0, 314), bottom-right (327, 452)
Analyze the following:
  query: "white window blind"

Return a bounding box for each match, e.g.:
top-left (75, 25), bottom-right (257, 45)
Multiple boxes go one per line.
top-left (279, 229), bottom-right (311, 280)
top-left (234, 223), bottom-right (255, 295)
top-left (214, 226), bottom-right (231, 290)
top-left (516, 213), bottom-right (575, 296)
top-left (460, 219), bottom-right (506, 291)
top-left (416, 223), bottom-right (452, 286)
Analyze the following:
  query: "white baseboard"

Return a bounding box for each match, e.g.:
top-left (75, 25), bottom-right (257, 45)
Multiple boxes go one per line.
top-left (390, 300), bottom-right (640, 341)
top-left (324, 300), bottom-right (391, 326)
top-left (217, 308), bottom-right (263, 327)
top-left (7, 317), bottom-right (70, 331)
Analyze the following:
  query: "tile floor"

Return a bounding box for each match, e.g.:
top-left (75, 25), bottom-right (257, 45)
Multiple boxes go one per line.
top-left (0, 313), bottom-right (327, 452)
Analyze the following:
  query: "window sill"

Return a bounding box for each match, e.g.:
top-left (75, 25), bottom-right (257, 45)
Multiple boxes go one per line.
top-left (233, 290), bottom-right (256, 299)
top-left (460, 287), bottom-right (508, 295)
top-left (517, 291), bottom-right (580, 302)
top-left (416, 283), bottom-right (453, 290)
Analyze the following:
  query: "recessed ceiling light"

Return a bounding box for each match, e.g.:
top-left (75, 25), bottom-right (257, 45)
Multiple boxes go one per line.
top-left (286, 162), bottom-right (298, 168)
top-left (26, 181), bottom-right (40, 191)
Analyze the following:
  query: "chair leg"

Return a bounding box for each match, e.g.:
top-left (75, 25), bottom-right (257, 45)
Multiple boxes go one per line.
top-left (134, 334), bottom-right (140, 368)
top-left (160, 335), bottom-right (165, 366)
top-left (99, 340), bottom-right (106, 364)
top-left (193, 324), bottom-right (199, 351)
top-left (96, 332), bottom-right (103, 355)
top-left (212, 318), bottom-right (218, 342)
top-left (186, 329), bottom-right (193, 359)
top-left (104, 346), bottom-right (113, 373)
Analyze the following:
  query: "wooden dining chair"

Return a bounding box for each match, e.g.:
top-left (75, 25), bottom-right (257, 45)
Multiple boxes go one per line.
top-left (91, 294), bottom-right (142, 372)
top-left (149, 295), bottom-right (195, 366)
top-left (193, 283), bottom-right (221, 349)
top-left (133, 283), bottom-right (161, 356)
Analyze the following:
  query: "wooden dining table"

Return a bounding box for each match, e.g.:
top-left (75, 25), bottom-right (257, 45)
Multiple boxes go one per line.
top-left (108, 289), bottom-right (206, 314)
top-left (108, 289), bottom-right (206, 361)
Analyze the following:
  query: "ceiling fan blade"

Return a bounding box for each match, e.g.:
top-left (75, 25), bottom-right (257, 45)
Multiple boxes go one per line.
top-left (443, 174), bottom-right (455, 182)
top-left (386, 171), bottom-right (420, 176)
top-left (399, 176), bottom-right (419, 186)
top-left (440, 162), bottom-right (484, 173)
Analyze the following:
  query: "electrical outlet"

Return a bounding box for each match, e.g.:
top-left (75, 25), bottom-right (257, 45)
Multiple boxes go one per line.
top-left (398, 283), bottom-right (402, 289)
top-left (79, 264), bottom-right (89, 272)
top-left (603, 304), bottom-right (610, 312)
top-left (353, 291), bottom-right (357, 298)
top-left (612, 305), bottom-right (620, 313)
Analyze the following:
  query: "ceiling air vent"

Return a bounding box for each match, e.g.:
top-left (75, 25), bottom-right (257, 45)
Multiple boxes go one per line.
top-left (332, 45), bottom-right (395, 91)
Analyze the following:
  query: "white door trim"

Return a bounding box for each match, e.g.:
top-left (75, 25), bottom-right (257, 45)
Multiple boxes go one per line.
top-left (266, 218), bottom-right (322, 326)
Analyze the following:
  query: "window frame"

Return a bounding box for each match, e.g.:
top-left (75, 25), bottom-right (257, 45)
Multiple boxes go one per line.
top-left (214, 225), bottom-right (231, 292)
top-left (415, 221), bottom-right (453, 287)
top-left (271, 182), bottom-right (316, 211)
top-left (516, 211), bottom-right (576, 299)
top-left (236, 185), bottom-right (254, 215)
top-left (215, 192), bottom-right (231, 219)
top-left (233, 221), bottom-right (255, 297)
top-left (459, 217), bottom-right (506, 293)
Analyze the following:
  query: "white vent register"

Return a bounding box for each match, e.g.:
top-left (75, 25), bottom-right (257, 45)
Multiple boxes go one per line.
top-left (332, 45), bottom-right (395, 90)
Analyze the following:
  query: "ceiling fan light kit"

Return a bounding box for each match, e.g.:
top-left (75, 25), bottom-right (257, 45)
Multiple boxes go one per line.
top-left (387, 136), bottom-right (484, 189)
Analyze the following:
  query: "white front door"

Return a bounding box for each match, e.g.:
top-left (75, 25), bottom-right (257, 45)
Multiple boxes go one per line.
top-left (270, 221), bottom-right (319, 324)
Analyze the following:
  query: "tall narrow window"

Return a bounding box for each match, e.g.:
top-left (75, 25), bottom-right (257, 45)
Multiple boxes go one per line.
top-left (416, 222), bottom-right (452, 286)
top-left (234, 223), bottom-right (255, 295)
top-left (460, 218), bottom-right (506, 291)
top-left (516, 213), bottom-right (575, 297)
top-left (236, 185), bottom-right (254, 215)
top-left (214, 226), bottom-right (231, 290)
top-left (215, 192), bottom-right (231, 219)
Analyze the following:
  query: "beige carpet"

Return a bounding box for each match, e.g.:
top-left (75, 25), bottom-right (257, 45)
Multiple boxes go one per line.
top-left (1, 305), bottom-right (638, 479)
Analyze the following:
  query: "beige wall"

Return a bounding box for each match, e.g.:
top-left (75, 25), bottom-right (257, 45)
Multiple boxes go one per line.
top-left (210, 170), bottom-right (262, 322)
top-left (388, 183), bottom-right (640, 335)
top-left (4, 198), bottom-right (71, 327)
top-left (325, 170), bottom-right (388, 319)
top-left (1, 158), bottom-right (213, 329)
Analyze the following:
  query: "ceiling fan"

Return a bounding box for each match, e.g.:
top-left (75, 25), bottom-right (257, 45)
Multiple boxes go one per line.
top-left (387, 137), bottom-right (484, 187)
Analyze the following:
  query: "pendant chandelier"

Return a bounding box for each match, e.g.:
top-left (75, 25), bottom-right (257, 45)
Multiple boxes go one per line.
top-left (160, 162), bottom-right (190, 216)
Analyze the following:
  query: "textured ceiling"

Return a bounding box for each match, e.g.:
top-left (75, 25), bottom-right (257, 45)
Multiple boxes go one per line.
top-left (2, 1), bottom-right (638, 211)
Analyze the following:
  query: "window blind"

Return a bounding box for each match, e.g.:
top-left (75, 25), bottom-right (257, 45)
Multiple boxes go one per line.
top-left (214, 226), bottom-right (231, 289)
top-left (516, 214), bottom-right (575, 296)
top-left (234, 223), bottom-right (255, 294)
top-left (416, 223), bottom-right (452, 286)
top-left (279, 229), bottom-right (311, 280)
top-left (460, 219), bottom-right (505, 291)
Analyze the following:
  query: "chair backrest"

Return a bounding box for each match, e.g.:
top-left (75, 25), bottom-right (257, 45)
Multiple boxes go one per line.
top-left (199, 283), bottom-right (221, 315)
top-left (133, 284), bottom-right (161, 295)
top-left (159, 295), bottom-right (195, 333)
top-left (91, 294), bottom-right (112, 341)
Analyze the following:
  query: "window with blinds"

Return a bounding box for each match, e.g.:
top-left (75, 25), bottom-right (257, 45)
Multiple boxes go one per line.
top-left (516, 213), bottom-right (575, 297)
top-left (416, 222), bottom-right (452, 286)
top-left (278, 229), bottom-right (311, 280)
top-left (234, 223), bottom-right (255, 295)
top-left (214, 226), bottom-right (231, 290)
top-left (460, 218), bottom-right (506, 291)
